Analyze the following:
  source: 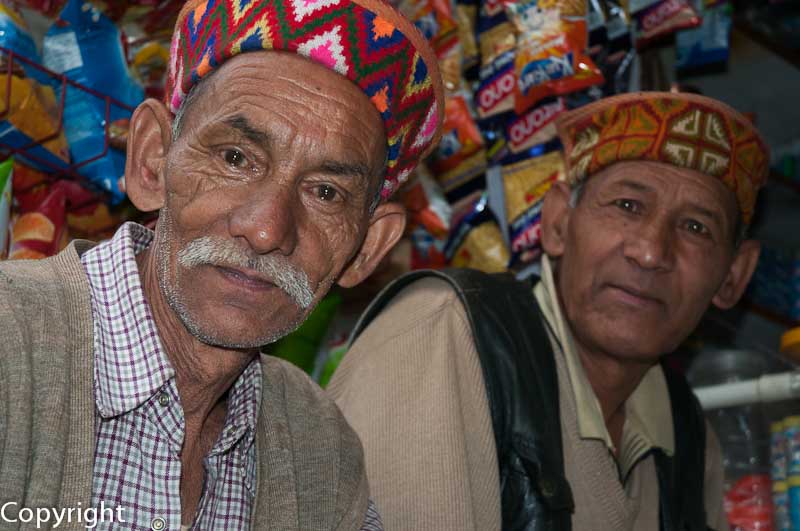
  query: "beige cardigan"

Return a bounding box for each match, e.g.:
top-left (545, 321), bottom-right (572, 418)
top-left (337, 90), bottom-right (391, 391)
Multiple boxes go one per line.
top-left (329, 275), bottom-right (728, 531)
top-left (0, 241), bottom-right (369, 531)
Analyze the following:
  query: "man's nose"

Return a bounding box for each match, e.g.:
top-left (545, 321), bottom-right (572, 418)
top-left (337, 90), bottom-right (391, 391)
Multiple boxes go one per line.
top-left (227, 184), bottom-right (299, 256)
top-left (622, 217), bottom-right (675, 272)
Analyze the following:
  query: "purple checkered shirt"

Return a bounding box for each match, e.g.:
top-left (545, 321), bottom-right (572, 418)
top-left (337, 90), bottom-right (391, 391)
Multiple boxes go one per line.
top-left (82, 222), bottom-right (383, 531)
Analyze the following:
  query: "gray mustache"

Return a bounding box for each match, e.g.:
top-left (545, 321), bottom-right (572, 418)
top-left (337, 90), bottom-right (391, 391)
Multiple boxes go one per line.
top-left (177, 236), bottom-right (314, 309)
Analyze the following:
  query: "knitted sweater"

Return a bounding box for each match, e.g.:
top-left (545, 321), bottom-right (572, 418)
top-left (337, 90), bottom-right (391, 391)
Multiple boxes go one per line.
top-left (0, 241), bottom-right (369, 531)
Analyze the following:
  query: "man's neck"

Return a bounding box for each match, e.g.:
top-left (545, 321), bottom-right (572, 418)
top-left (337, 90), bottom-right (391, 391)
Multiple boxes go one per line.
top-left (135, 247), bottom-right (257, 429)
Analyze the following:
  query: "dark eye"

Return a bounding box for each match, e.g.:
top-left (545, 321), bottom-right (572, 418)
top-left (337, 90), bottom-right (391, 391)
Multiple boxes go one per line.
top-left (613, 198), bottom-right (642, 214)
top-left (685, 219), bottom-right (711, 237)
top-left (317, 185), bottom-right (339, 202)
top-left (223, 149), bottom-right (247, 167)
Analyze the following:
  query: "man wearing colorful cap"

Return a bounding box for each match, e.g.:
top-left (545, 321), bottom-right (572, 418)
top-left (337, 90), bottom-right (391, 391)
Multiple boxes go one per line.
top-left (0, 0), bottom-right (442, 529)
top-left (330, 91), bottom-right (768, 531)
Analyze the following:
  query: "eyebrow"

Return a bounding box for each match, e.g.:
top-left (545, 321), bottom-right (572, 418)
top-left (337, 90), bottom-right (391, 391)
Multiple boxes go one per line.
top-left (683, 201), bottom-right (724, 225)
top-left (612, 179), bottom-right (655, 194)
top-left (317, 160), bottom-right (372, 183)
top-left (223, 115), bottom-right (271, 147)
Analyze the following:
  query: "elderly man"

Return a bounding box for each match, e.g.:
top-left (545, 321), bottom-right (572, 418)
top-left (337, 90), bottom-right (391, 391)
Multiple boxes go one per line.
top-left (329, 92), bottom-right (768, 531)
top-left (0, 0), bottom-right (443, 529)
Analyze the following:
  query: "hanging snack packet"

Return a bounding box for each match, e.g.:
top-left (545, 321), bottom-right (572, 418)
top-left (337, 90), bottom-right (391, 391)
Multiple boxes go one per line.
top-left (505, 97), bottom-right (566, 155)
top-left (9, 180), bottom-right (69, 260)
top-left (500, 150), bottom-right (565, 266)
top-left (627, 0), bottom-right (700, 48)
top-left (456, 0), bottom-right (481, 73)
top-left (0, 159), bottom-right (12, 260)
top-left (675, 1), bottom-right (732, 77)
top-left (400, 0), bottom-right (460, 54)
top-left (477, 0), bottom-right (517, 65)
top-left (506, 0), bottom-right (604, 114)
top-left (476, 50), bottom-right (517, 118)
top-left (403, 167), bottom-right (453, 238)
top-left (430, 93), bottom-right (487, 195)
top-left (42, 0), bottom-right (144, 204)
top-left (445, 193), bottom-right (510, 273)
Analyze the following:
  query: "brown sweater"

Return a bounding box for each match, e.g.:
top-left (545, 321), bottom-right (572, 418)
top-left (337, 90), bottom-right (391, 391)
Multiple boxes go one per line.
top-left (329, 274), bottom-right (728, 531)
top-left (0, 242), bottom-right (369, 531)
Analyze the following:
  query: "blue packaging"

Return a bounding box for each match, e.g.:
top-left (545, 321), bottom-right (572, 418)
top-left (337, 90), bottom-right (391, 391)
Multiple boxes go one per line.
top-left (42, 0), bottom-right (143, 204)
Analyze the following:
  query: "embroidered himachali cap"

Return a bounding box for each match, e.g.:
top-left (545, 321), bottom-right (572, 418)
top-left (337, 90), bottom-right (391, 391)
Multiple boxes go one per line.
top-left (556, 92), bottom-right (770, 224)
top-left (166, 0), bottom-right (445, 198)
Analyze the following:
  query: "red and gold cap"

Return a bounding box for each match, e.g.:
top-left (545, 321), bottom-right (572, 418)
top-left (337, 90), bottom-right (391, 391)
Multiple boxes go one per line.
top-left (556, 92), bottom-right (769, 224)
top-left (166, 0), bottom-right (445, 198)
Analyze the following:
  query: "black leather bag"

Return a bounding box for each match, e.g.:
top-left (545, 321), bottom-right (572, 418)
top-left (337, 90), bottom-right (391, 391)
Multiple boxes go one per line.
top-left (349, 268), bottom-right (712, 531)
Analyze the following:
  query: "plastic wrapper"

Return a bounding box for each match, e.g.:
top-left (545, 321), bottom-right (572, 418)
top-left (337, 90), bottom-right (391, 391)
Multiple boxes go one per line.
top-left (400, 0), bottom-right (460, 54)
top-left (128, 38), bottom-right (170, 100)
top-left (0, 5), bottom-right (50, 84)
top-left (492, 150), bottom-right (564, 266)
top-left (445, 193), bottom-right (510, 272)
top-left (627, 0), bottom-right (701, 49)
top-left (21, 1), bottom-right (183, 34)
top-left (0, 74), bottom-right (71, 173)
top-left (504, 97), bottom-right (566, 155)
top-left (410, 225), bottom-right (448, 269)
top-left (455, 0), bottom-right (481, 72)
top-left (0, 159), bottom-right (12, 260)
top-left (403, 168), bottom-right (453, 238)
top-left (724, 474), bottom-right (774, 531)
top-left (10, 180), bottom-right (70, 260)
top-left (596, 0), bottom-right (636, 95)
top-left (430, 93), bottom-right (488, 199)
top-left (42, 0), bottom-right (144, 204)
top-left (505, 0), bottom-right (604, 113)
top-left (477, 0), bottom-right (516, 65)
top-left (476, 50), bottom-right (516, 118)
top-left (675, 1), bottom-right (731, 77)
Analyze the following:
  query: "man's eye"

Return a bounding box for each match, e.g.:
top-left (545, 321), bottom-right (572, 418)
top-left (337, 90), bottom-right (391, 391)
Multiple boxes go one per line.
top-left (317, 185), bottom-right (339, 202)
top-left (223, 149), bottom-right (247, 167)
top-left (685, 219), bottom-right (711, 237)
top-left (613, 198), bottom-right (641, 214)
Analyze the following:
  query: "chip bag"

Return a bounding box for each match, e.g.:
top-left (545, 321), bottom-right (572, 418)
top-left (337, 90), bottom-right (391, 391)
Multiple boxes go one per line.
top-left (505, 0), bottom-right (604, 114)
top-left (627, 0), bottom-right (701, 48)
top-left (403, 167), bottom-right (453, 239)
top-left (0, 158), bottom-right (12, 260)
top-left (477, 0), bottom-right (517, 65)
top-left (0, 74), bottom-right (71, 173)
top-left (430, 93), bottom-right (487, 192)
top-left (9, 180), bottom-right (69, 260)
top-left (495, 150), bottom-right (565, 266)
top-left (400, 0), bottom-right (460, 54)
top-left (476, 50), bottom-right (517, 118)
top-left (445, 193), bottom-right (510, 273)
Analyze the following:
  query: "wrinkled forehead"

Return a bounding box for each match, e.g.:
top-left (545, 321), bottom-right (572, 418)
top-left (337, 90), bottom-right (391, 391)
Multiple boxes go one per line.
top-left (585, 160), bottom-right (741, 217)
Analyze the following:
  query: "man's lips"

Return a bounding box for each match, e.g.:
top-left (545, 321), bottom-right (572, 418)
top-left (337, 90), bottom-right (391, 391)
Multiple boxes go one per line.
top-left (604, 282), bottom-right (664, 309)
top-left (215, 265), bottom-right (276, 292)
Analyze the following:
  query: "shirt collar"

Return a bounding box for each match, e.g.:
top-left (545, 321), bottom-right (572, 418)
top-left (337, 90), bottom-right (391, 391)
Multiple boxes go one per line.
top-left (533, 255), bottom-right (675, 462)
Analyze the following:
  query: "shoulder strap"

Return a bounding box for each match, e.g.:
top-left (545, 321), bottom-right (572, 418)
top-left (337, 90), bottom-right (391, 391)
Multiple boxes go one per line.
top-left (350, 268), bottom-right (574, 530)
top-left (655, 363), bottom-right (709, 531)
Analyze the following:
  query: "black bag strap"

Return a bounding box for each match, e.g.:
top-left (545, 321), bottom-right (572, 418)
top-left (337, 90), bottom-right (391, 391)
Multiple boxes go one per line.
top-left (349, 268), bottom-right (574, 527)
top-left (655, 363), bottom-right (711, 531)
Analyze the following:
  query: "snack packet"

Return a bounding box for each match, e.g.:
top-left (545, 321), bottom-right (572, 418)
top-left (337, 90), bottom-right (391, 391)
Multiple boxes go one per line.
top-left (455, 0), bottom-right (481, 72)
top-left (0, 74), bottom-right (71, 173)
top-left (628, 0), bottom-right (701, 48)
top-left (445, 193), bottom-right (510, 273)
top-left (0, 5), bottom-right (50, 84)
top-left (400, 0), bottom-right (460, 54)
top-left (675, 1), bottom-right (731, 77)
top-left (0, 158), bottom-right (12, 260)
top-left (410, 225), bottom-right (449, 269)
top-left (505, 97), bottom-right (566, 155)
top-left (477, 0), bottom-right (517, 65)
top-left (9, 180), bottom-right (69, 260)
top-left (476, 50), bottom-right (517, 118)
top-left (505, 0), bottom-right (604, 113)
top-left (403, 167), bottom-right (453, 239)
top-left (42, 0), bottom-right (144, 204)
top-left (491, 150), bottom-right (565, 266)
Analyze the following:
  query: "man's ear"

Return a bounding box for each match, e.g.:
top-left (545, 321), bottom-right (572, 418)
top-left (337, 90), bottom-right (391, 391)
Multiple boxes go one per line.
top-left (124, 98), bottom-right (174, 213)
top-left (712, 239), bottom-right (760, 310)
top-left (540, 181), bottom-right (573, 259)
top-left (338, 202), bottom-right (407, 288)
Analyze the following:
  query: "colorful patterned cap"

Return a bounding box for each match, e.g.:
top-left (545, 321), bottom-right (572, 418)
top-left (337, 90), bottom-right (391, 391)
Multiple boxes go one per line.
top-left (166, 0), bottom-right (445, 198)
top-left (556, 92), bottom-right (769, 224)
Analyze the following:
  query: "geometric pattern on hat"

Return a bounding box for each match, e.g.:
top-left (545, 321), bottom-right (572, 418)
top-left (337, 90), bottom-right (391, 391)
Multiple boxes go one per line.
top-left (556, 92), bottom-right (769, 224)
top-left (166, 0), bottom-right (445, 198)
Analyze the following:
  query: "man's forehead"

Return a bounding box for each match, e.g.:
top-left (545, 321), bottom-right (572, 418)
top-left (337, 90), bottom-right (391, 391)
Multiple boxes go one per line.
top-left (588, 161), bottom-right (740, 216)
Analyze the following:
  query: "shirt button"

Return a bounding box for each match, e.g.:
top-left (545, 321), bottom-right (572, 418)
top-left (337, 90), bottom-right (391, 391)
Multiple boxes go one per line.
top-left (151, 517), bottom-right (166, 531)
top-left (158, 393), bottom-right (170, 407)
